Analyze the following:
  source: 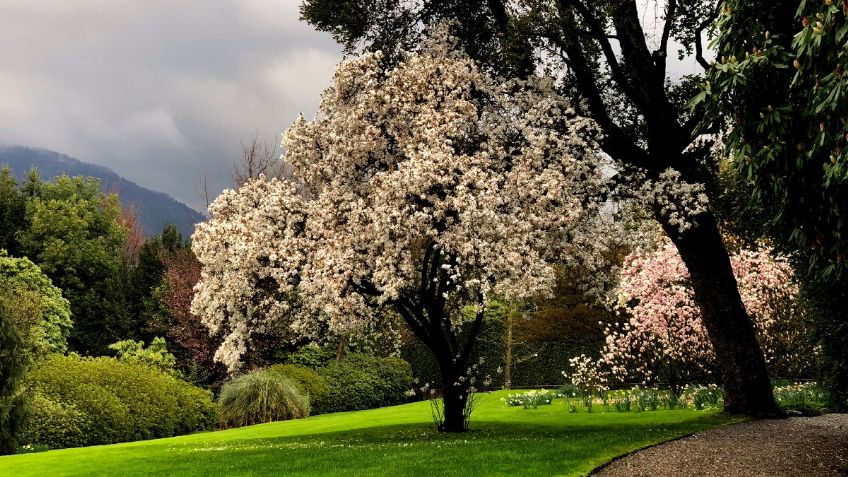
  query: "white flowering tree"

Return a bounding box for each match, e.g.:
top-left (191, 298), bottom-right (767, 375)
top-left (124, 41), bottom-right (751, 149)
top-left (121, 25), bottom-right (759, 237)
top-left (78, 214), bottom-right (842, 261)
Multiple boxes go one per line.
top-left (192, 38), bottom-right (604, 431)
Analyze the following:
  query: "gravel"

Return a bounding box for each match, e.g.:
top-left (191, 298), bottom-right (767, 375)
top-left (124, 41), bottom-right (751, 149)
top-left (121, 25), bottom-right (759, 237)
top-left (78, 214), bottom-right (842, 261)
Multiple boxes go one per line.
top-left (593, 414), bottom-right (848, 477)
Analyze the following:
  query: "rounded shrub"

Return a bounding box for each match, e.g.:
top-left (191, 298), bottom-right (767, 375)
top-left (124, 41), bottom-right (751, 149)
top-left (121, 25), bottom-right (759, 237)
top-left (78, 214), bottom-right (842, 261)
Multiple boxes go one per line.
top-left (268, 364), bottom-right (330, 414)
top-left (23, 354), bottom-right (217, 449)
top-left (19, 394), bottom-right (89, 450)
top-left (317, 354), bottom-right (413, 413)
top-left (218, 370), bottom-right (310, 428)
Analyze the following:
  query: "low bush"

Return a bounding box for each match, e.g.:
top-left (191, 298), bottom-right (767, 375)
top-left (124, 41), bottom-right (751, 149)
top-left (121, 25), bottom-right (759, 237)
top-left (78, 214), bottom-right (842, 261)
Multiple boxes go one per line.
top-left (317, 354), bottom-right (413, 413)
top-left (268, 364), bottom-right (330, 414)
top-left (22, 354), bottom-right (217, 449)
top-left (218, 370), bottom-right (310, 428)
top-left (19, 394), bottom-right (88, 450)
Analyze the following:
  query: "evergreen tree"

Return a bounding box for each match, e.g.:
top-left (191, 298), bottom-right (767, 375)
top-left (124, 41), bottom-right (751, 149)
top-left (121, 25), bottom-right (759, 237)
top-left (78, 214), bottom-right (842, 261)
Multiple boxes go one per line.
top-left (0, 167), bottom-right (25, 256)
top-left (0, 290), bottom-right (41, 455)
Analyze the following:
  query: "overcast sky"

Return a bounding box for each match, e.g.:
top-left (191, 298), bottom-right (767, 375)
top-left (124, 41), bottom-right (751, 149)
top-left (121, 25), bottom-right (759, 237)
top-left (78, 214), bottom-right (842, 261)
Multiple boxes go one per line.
top-left (0, 0), bottom-right (342, 210)
top-left (0, 1), bottom-right (703, 212)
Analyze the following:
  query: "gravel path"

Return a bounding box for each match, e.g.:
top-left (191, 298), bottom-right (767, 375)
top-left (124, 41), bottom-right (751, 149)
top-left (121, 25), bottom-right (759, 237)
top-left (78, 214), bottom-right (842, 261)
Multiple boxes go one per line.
top-left (593, 414), bottom-right (848, 477)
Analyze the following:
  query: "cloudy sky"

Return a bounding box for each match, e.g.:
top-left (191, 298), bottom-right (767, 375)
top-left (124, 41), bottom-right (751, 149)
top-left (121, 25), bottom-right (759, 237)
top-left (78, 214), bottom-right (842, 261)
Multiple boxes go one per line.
top-left (0, 1), bottom-right (704, 212)
top-left (0, 0), bottom-right (342, 210)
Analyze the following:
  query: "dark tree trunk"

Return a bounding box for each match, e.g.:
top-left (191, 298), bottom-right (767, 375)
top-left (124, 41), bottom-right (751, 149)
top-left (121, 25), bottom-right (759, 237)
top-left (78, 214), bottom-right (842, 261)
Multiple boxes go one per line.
top-left (661, 212), bottom-right (777, 415)
top-left (380, 244), bottom-right (485, 432)
top-left (439, 364), bottom-right (470, 432)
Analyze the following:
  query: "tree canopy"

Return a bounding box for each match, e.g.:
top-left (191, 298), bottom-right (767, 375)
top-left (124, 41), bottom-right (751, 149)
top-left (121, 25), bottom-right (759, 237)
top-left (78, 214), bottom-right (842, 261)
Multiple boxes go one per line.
top-left (192, 38), bottom-right (605, 431)
top-left (16, 174), bottom-right (131, 354)
top-left (0, 251), bottom-right (72, 356)
top-left (299, 0), bottom-right (777, 414)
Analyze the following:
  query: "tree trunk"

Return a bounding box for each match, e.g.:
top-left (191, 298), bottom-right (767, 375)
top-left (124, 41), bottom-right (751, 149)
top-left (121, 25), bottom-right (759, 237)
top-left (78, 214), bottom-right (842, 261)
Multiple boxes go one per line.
top-left (335, 334), bottom-right (347, 362)
top-left (662, 212), bottom-right (777, 415)
top-left (439, 365), bottom-right (469, 432)
top-left (504, 308), bottom-right (513, 390)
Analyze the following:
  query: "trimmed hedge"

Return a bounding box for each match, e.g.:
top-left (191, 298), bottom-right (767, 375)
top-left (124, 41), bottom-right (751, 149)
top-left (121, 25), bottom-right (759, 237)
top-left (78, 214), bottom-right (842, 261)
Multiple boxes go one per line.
top-left (21, 354), bottom-right (217, 449)
top-left (268, 364), bottom-right (331, 414)
top-left (316, 354), bottom-right (413, 413)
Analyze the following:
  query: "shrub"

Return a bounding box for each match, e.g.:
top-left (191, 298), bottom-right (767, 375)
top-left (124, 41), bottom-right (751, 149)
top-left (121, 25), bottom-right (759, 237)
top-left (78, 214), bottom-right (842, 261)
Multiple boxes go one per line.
top-left (22, 354), bottom-right (217, 449)
top-left (283, 344), bottom-right (337, 369)
top-left (268, 364), bottom-right (330, 414)
top-left (317, 354), bottom-right (413, 413)
top-left (18, 394), bottom-right (88, 450)
top-left (218, 370), bottom-right (310, 428)
top-left (108, 337), bottom-right (178, 375)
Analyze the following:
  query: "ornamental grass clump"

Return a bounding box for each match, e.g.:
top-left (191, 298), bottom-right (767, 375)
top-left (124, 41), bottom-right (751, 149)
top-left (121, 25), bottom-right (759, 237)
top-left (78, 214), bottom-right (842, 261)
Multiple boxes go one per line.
top-left (218, 370), bottom-right (310, 428)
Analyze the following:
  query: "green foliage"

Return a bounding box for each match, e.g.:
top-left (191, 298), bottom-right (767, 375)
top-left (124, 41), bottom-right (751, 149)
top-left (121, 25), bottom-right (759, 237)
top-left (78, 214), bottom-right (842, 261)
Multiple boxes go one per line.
top-left (128, 223), bottom-right (190, 343)
top-left (773, 382), bottom-right (828, 414)
top-left (701, 0), bottom-right (847, 276)
top-left (268, 364), bottom-right (330, 414)
top-left (805, 274), bottom-right (848, 410)
top-left (283, 343), bottom-right (337, 369)
top-left (108, 337), bottom-right (177, 375)
top-left (300, 0), bottom-right (535, 78)
top-left (16, 174), bottom-right (131, 355)
top-left (218, 370), bottom-right (310, 428)
top-left (0, 298), bottom-right (30, 455)
top-left (700, 0), bottom-right (848, 409)
top-left (0, 251), bottom-right (72, 355)
top-left (22, 354), bottom-right (216, 449)
top-left (317, 354), bottom-right (413, 413)
top-left (0, 166), bottom-right (25, 255)
top-left (18, 394), bottom-right (88, 450)
top-left (681, 384), bottom-right (724, 411)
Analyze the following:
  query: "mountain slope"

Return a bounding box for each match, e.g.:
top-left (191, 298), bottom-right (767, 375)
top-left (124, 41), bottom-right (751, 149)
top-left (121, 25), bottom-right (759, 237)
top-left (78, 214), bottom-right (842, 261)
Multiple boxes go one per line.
top-left (0, 146), bottom-right (204, 237)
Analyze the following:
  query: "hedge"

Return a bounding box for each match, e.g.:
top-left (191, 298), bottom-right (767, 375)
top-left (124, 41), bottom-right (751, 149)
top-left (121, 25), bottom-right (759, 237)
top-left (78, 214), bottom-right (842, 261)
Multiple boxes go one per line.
top-left (315, 354), bottom-right (413, 413)
top-left (21, 354), bottom-right (217, 449)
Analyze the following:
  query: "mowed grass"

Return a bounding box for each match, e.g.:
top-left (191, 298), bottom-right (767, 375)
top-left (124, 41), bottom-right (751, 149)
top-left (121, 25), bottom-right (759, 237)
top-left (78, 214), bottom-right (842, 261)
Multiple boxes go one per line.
top-left (0, 390), bottom-right (744, 477)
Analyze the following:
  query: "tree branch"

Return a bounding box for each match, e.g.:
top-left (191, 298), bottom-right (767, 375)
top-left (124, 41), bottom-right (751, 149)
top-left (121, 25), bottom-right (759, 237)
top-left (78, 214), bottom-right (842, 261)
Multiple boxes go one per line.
top-left (487, 0), bottom-right (510, 35)
top-left (419, 241), bottom-right (436, 296)
top-left (457, 306), bottom-right (486, 370)
top-left (695, 1), bottom-right (722, 71)
top-left (657, 0), bottom-right (678, 77)
top-left (562, 0), bottom-right (639, 105)
top-left (393, 296), bottom-right (431, 344)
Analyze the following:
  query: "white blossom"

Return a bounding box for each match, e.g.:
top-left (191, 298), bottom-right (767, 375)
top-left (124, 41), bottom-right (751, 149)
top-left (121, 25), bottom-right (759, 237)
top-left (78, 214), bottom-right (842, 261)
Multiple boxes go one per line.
top-left (192, 35), bottom-right (605, 372)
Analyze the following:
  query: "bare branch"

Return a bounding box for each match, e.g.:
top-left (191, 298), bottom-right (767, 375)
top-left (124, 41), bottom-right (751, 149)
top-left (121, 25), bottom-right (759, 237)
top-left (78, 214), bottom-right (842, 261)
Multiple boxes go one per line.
top-left (195, 174), bottom-right (211, 211)
top-left (232, 132), bottom-right (281, 187)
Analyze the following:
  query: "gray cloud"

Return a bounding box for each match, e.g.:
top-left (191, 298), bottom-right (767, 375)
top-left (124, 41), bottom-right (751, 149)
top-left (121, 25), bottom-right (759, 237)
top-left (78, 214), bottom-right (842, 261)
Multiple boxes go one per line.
top-left (0, 1), bottom-right (705, 211)
top-left (0, 0), bottom-right (342, 210)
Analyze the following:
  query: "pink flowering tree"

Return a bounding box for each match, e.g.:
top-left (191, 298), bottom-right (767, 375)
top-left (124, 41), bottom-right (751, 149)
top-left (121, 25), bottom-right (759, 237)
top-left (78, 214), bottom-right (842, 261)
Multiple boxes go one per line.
top-left (192, 36), bottom-right (605, 432)
top-left (590, 239), bottom-right (813, 394)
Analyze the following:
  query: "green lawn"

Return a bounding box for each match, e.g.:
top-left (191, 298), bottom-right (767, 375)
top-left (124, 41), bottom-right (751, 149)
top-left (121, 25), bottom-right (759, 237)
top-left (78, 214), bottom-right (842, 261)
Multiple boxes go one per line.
top-left (0, 390), bottom-right (744, 477)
